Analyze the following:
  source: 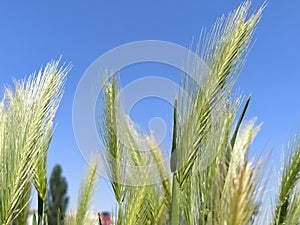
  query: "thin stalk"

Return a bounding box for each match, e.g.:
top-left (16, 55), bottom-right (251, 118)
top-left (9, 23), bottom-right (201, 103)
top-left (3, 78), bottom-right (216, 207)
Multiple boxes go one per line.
top-left (117, 202), bottom-right (123, 225)
top-left (37, 195), bottom-right (43, 225)
top-left (43, 195), bottom-right (49, 225)
top-left (170, 174), bottom-right (180, 225)
top-left (57, 208), bottom-right (61, 225)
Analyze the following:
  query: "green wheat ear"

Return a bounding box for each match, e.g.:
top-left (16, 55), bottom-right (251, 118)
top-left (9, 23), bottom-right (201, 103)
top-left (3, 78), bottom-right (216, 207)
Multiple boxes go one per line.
top-left (274, 135), bottom-right (300, 225)
top-left (175, 0), bottom-right (265, 189)
top-left (65, 158), bottom-right (99, 225)
top-left (0, 59), bottom-right (70, 225)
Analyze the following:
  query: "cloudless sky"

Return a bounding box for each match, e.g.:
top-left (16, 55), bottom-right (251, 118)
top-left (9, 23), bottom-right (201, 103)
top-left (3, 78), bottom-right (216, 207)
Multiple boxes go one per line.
top-left (0, 0), bottom-right (300, 213)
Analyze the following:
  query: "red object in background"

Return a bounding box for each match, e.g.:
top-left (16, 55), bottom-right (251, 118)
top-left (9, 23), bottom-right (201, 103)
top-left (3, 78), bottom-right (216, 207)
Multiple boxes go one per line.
top-left (100, 211), bottom-right (111, 225)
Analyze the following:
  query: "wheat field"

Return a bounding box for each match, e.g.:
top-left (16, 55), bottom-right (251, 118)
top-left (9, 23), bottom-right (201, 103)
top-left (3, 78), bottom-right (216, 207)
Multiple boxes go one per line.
top-left (0, 1), bottom-right (299, 225)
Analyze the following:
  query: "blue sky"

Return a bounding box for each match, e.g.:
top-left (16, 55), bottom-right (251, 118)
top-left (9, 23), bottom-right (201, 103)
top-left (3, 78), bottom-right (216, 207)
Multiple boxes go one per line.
top-left (1, 0), bottom-right (300, 212)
